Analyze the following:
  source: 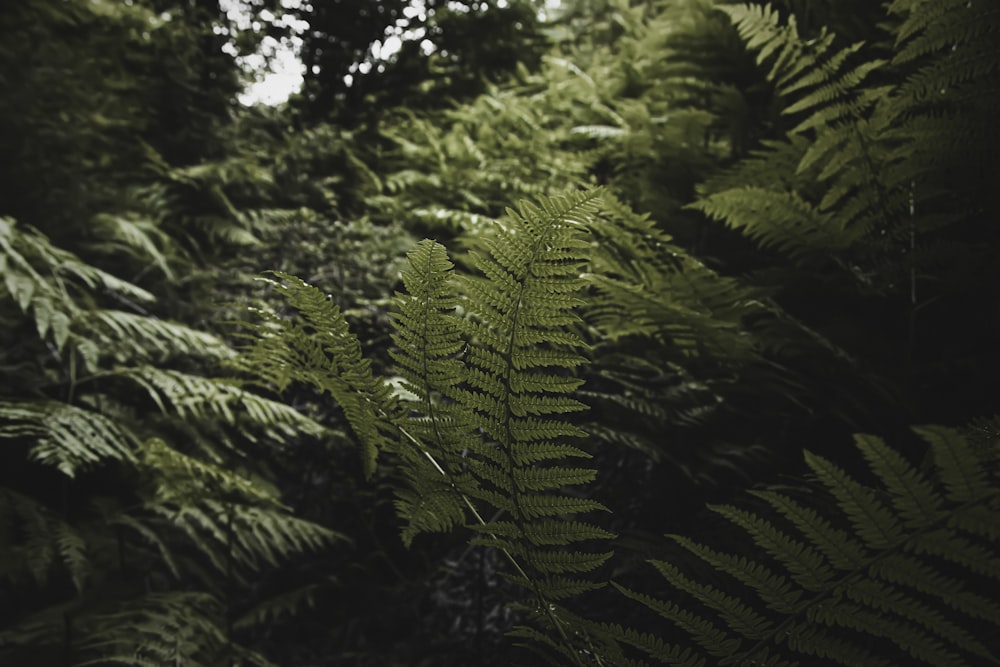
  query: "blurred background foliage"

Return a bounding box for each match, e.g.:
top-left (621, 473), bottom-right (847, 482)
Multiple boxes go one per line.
top-left (1, 0), bottom-right (997, 664)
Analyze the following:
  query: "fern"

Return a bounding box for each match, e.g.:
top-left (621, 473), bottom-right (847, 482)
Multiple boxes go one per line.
top-left (242, 190), bottom-right (615, 661)
top-left (0, 487), bottom-right (91, 593)
top-left (87, 213), bottom-right (175, 279)
top-left (238, 272), bottom-right (397, 477)
top-left (693, 4), bottom-right (892, 266)
top-left (388, 238), bottom-right (477, 544)
top-left (84, 310), bottom-right (234, 364)
top-left (457, 191), bottom-right (614, 603)
top-left (2, 209), bottom-right (345, 665)
top-left (0, 400), bottom-right (136, 477)
top-left (77, 592), bottom-right (276, 667)
top-left (613, 425), bottom-right (1000, 666)
top-left (114, 366), bottom-right (325, 442)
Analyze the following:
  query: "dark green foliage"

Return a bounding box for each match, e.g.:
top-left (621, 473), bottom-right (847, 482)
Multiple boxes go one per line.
top-left (0, 217), bottom-right (340, 664)
top-left (241, 191), bottom-right (615, 661)
top-left (273, 0), bottom-right (546, 121)
top-left (612, 425), bottom-right (1000, 666)
top-left (3, 0), bottom-right (1000, 663)
top-left (389, 239), bottom-right (475, 543)
top-left (0, 3), bottom-right (348, 664)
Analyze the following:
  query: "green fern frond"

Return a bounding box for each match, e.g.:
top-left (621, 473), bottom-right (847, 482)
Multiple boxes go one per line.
top-left (0, 218), bottom-right (155, 305)
top-left (85, 310), bottom-right (233, 363)
top-left (143, 497), bottom-right (340, 578)
top-left (0, 400), bottom-right (136, 476)
top-left (891, 0), bottom-right (999, 63)
top-left (139, 438), bottom-right (279, 506)
top-left (233, 578), bottom-right (336, 632)
top-left (1, 217), bottom-right (158, 355)
top-left (722, 4), bottom-right (886, 129)
top-left (76, 592), bottom-right (252, 667)
top-left (388, 239), bottom-right (478, 544)
top-left (453, 190), bottom-right (615, 643)
top-left (619, 426), bottom-right (1000, 665)
top-left (238, 272), bottom-right (396, 477)
top-left (699, 5), bottom-right (902, 269)
top-left (692, 186), bottom-right (859, 261)
top-left (114, 366), bottom-right (325, 441)
top-left (105, 511), bottom-right (182, 580)
top-left (0, 486), bottom-right (91, 592)
top-left (88, 213), bottom-right (174, 278)
top-left (242, 191), bottom-right (615, 662)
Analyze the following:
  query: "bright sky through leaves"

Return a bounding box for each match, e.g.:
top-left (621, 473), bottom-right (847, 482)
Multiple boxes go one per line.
top-left (223, 0), bottom-right (560, 106)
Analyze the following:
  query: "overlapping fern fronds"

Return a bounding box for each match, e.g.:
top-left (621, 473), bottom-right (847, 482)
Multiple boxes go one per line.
top-left (577, 195), bottom-right (783, 484)
top-left (240, 191), bottom-right (615, 661)
top-left (77, 592), bottom-right (277, 667)
top-left (458, 191), bottom-right (613, 601)
top-left (697, 0), bottom-right (999, 292)
top-left (613, 425), bottom-right (1000, 666)
top-left (1, 213), bottom-right (343, 664)
top-left (237, 272), bottom-right (398, 477)
top-left (886, 0), bottom-right (1000, 209)
top-left (388, 239), bottom-right (477, 544)
top-left (693, 3), bottom-right (892, 266)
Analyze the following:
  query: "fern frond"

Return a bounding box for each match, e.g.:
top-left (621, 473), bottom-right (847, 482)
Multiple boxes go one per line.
top-left (114, 366), bottom-right (325, 442)
top-left (85, 309), bottom-right (233, 363)
top-left (233, 578), bottom-right (335, 631)
top-left (139, 438), bottom-right (279, 506)
top-left (453, 190), bottom-right (615, 653)
top-left (76, 592), bottom-right (240, 667)
top-left (0, 400), bottom-right (136, 476)
top-left (238, 273), bottom-right (396, 477)
top-left (0, 486), bottom-right (91, 592)
top-left (241, 192), bottom-right (615, 661)
top-left (144, 498), bottom-right (339, 578)
top-left (624, 426), bottom-right (1000, 665)
top-left (702, 5), bottom-right (901, 269)
top-left (388, 239), bottom-right (479, 544)
top-left (692, 186), bottom-right (858, 261)
top-left (891, 0), bottom-right (1000, 64)
top-left (1, 217), bottom-right (154, 353)
top-left (88, 213), bottom-right (174, 278)
top-left (0, 218), bottom-right (155, 305)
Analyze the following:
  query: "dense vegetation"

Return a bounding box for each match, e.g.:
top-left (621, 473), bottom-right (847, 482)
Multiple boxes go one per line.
top-left (1, 0), bottom-right (997, 665)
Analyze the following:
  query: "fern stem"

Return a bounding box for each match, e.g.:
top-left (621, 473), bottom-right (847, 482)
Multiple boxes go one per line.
top-left (492, 196), bottom-right (599, 667)
top-left (396, 423), bottom-right (594, 666)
